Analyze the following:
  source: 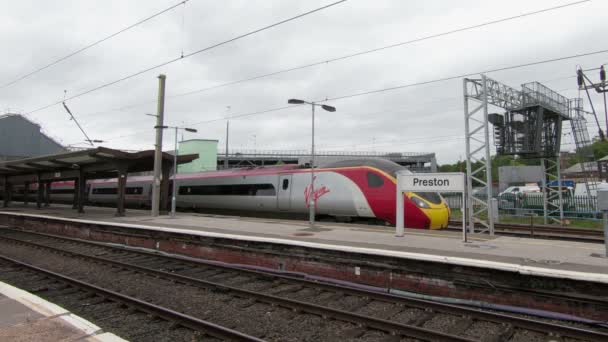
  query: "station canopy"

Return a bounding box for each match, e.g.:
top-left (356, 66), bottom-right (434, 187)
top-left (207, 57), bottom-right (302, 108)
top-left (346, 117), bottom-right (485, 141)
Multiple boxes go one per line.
top-left (0, 147), bottom-right (198, 183)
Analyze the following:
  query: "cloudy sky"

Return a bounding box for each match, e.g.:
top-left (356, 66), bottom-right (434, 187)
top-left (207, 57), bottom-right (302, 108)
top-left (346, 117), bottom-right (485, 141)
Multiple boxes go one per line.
top-left (1, 0), bottom-right (607, 164)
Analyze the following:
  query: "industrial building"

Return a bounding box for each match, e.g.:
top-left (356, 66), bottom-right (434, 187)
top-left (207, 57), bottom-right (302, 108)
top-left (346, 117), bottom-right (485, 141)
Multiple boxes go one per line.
top-left (0, 113), bottom-right (66, 161)
top-left (174, 139), bottom-right (438, 173)
top-left (216, 149), bottom-right (437, 172)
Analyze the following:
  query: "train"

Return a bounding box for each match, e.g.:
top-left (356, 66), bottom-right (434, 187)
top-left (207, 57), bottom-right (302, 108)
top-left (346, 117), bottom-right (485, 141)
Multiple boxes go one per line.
top-left (2, 159), bottom-right (450, 229)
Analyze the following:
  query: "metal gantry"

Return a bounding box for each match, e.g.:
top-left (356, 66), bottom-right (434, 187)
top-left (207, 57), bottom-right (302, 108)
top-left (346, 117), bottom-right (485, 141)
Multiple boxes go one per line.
top-left (541, 157), bottom-right (564, 224)
top-left (570, 98), bottom-right (597, 197)
top-left (463, 75), bottom-right (495, 235)
top-left (464, 75), bottom-right (571, 232)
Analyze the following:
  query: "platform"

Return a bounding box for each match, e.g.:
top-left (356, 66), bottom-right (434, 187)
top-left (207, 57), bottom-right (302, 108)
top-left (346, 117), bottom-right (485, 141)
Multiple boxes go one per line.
top-left (0, 279), bottom-right (124, 341)
top-left (1, 204), bottom-right (607, 283)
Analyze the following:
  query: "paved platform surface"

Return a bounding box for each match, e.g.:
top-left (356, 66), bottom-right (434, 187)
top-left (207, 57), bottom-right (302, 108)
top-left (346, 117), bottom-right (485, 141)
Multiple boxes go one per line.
top-left (0, 279), bottom-right (124, 342)
top-left (2, 204), bottom-right (608, 282)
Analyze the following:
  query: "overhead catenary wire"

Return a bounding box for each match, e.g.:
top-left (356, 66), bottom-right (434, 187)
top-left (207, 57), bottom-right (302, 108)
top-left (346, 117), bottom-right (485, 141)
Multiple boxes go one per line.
top-left (74, 0), bottom-right (592, 119)
top-left (97, 48), bottom-right (608, 145)
top-left (323, 49), bottom-right (608, 103)
top-left (0, 0), bottom-right (189, 91)
top-left (67, 96), bottom-right (463, 144)
top-left (24, 0), bottom-right (350, 115)
top-left (62, 102), bottom-right (95, 146)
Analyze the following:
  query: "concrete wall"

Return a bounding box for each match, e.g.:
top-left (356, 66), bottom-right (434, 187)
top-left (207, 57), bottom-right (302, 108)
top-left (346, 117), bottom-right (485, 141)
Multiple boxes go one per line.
top-left (178, 139), bottom-right (218, 173)
top-left (0, 114), bottom-right (66, 159)
top-left (498, 166), bottom-right (543, 192)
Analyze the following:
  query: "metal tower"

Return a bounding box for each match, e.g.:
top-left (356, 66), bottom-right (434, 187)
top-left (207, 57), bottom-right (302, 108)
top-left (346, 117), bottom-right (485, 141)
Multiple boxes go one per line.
top-left (570, 98), bottom-right (597, 196)
top-left (464, 75), bottom-right (571, 231)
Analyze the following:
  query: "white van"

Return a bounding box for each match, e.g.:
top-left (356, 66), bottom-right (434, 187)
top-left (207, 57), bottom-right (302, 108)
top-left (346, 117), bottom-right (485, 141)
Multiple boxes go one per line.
top-left (499, 185), bottom-right (540, 197)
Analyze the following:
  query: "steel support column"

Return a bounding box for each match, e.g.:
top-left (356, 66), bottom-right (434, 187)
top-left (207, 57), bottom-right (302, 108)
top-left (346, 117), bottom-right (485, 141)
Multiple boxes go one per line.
top-left (44, 182), bottom-right (51, 207)
top-left (23, 182), bottom-right (30, 206)
top-left (116, 165), bottom-right (128, 217)
top-left (3, 177), bottom-right (10, 208)
top-left (160, 161), bottom-right (171, 214)
top-left (36, 175), bottom-right (44, 209)
top-left (463, 75), bottom-right (495, 235)
top-left (541, 157), bottom-right (564, 224)
top-left (72, 177), bottom-right (79, 209)
top-left (77, 171), bottom-right (86, 214)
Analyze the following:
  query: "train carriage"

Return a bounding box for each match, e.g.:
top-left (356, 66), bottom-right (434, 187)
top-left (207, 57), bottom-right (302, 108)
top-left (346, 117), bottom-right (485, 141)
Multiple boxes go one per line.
top-left (0, 159), bottom-right (450, 229)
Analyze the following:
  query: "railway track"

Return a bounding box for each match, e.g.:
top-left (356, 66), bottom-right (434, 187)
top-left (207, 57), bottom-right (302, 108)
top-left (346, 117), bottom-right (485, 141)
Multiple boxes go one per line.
top-left (448, 220), bottom-right (604, 243)
top-left (0, 255), bottom-right (262, 342)
top-left (0, 227), bottom-right (606, 342)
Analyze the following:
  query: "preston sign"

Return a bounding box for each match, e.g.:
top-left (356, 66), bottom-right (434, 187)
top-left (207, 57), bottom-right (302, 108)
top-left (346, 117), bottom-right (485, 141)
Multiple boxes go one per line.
top-left (397, 172), bottom-right (465, 193)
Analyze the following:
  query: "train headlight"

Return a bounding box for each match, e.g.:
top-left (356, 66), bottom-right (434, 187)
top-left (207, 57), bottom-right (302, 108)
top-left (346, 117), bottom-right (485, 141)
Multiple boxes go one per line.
top-left (411, 196), bottom-right (430, 209)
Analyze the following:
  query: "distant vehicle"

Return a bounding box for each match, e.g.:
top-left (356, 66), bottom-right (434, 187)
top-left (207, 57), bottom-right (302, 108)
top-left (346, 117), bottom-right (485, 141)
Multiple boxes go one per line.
top-left (499, 185), bottom-right (540, 197)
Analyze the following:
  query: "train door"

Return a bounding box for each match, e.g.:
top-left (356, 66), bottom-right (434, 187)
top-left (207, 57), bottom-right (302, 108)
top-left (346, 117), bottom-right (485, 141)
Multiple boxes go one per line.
top-left (278, 175), bottom-right (292, 210)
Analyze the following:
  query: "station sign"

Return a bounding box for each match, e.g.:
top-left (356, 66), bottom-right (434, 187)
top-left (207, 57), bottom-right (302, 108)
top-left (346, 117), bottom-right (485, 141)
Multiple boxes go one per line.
top-left (395, 171), bottom-right (466, 242)
top-left (396, 172), bottom-right (465, 193)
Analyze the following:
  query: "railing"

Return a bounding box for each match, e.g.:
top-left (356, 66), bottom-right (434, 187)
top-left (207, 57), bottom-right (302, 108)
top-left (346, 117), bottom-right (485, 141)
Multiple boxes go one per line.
top-left (442, 193), bottom-right (600, 217)
top-left (521, 82), bottom-right (570, 118)
top-left (217, 149), bottom-right (434, 158)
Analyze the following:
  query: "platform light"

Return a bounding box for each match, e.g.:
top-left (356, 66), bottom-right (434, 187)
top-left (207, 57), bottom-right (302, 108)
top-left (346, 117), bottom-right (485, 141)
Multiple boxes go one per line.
top-left (154, 125), bottom-right (198, 218)
top-left (286, 97), bottom-right (337, 228)
top-left (321, 104), bottom-right (336, 112)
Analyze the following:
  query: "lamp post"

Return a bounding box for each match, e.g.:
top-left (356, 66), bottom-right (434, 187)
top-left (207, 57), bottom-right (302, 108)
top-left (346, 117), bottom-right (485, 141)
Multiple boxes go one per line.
top-left (154, 125), bottom-right (198, 218)
top-left (287, 98), bottom-right (336, 227)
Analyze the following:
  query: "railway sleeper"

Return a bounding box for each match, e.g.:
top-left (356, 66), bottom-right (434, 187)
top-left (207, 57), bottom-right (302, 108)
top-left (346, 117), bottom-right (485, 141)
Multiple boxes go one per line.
top-left (3, 231), bottom-right (608, 341)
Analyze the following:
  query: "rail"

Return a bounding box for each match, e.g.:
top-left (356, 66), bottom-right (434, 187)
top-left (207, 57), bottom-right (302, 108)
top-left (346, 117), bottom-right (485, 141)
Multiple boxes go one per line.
top-left (0, 254), bottom-right (264, 342)
top-left (1, 227), bottom-right (606, 342)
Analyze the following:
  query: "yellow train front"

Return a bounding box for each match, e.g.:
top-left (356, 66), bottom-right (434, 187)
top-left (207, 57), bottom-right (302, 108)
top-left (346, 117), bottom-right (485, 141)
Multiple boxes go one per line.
top-left (404, 192), bottom-right (450, 229)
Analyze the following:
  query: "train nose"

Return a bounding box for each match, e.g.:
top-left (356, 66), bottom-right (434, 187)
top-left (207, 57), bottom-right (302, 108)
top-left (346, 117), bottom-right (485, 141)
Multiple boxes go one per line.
top-left (405, 194), bottom-right (450, 229)
top-left (403, 195), bottom-right (431, 229)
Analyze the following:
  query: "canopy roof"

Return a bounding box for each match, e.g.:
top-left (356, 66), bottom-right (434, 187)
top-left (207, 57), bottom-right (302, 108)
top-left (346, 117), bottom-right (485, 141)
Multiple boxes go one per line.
top-left (0, 147), bottom-right (197, 180)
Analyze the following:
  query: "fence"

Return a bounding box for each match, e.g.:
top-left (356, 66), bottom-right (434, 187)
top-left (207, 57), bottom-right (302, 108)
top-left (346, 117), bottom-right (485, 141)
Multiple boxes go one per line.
top-left (442, 193), bottom-right (600, 218)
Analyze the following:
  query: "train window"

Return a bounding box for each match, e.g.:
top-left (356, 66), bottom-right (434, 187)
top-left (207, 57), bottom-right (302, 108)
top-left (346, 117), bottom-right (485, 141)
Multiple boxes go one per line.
top-left (178, 184), bottom-right (276, 196)
top-left (414, 192), bottom-right (442, 205)
top-left (125, 187), bottom-right (143, 195)
top-left (50, 189), bottom-right (75, 194)
top-left (367, 172), bottom-right (384, 188)
top-left (92, 188), bottom-right (118, 195)
top-left (282, 179), bottom-right (289, 190)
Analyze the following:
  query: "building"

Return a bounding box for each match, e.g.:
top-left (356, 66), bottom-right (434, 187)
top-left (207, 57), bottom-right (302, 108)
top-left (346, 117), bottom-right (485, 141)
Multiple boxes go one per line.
top-left (562, 162), bottom-right (599, 181)
top-left (216, 150), bottom-right (437, 172)
top-left (178, 139), bottom-right (218, 173)
top-left (0, 113), bottom-right (66, 161)
top-left (498, 166), bottom-right (543, 192)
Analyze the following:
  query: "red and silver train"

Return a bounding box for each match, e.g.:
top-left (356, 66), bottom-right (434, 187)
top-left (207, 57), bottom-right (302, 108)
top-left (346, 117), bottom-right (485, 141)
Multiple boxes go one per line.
top-left (4, 159), bottom-right (450, 229)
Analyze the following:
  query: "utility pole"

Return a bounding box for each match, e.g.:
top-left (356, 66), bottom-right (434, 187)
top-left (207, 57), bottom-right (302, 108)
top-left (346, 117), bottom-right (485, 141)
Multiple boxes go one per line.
top-left (151, 74), bottom-right (166, 217)
top-left (171, 126), bottom-right (178, 218)
top-left (224, 120), bottom-right (229, 169)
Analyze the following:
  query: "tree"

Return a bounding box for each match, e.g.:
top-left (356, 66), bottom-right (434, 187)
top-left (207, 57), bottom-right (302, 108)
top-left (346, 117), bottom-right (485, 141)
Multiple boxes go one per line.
top-left (591, 140), bottom-right (608, 160)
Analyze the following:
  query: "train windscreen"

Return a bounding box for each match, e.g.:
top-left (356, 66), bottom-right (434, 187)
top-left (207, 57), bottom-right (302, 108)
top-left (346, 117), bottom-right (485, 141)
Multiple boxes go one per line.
top-left (413, 192), bottom-right (443, 204)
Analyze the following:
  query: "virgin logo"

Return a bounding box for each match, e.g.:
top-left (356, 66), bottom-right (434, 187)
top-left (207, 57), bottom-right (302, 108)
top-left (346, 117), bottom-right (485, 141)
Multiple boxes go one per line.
top-left (304, 177), bottom-right (330, 208)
